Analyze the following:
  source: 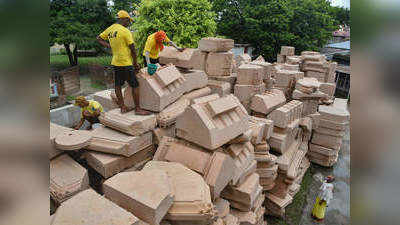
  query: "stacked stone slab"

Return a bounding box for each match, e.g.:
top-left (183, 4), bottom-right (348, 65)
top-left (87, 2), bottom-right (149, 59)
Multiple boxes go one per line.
top-left (267, 100), bottom-right (303, 154)
top-left (159, 47), bottom-right (205, 70)
top-left (138, 65), bottom-right (186, 112)
top-left (249, 61), bottom-right (274, 90)
top-left (292, 77), bottom-right (328, 116)
top-left (50, 154), bottom-right (89, 205)
top-left (308, 99), bottom-right (349, 166)
top-left (277, 46), bottom-right (295, 64)
top-left (233, 64), bottom-right (269, 112)
top-left (273, 67), bottom-right (304, 95)
top-left (92, 89), bottom-right (119, 111)
top-left (198, 37), bottom-right (235, 77)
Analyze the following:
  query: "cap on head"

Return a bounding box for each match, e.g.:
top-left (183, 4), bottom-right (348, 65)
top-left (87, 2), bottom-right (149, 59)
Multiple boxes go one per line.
top-left (117, 10), bottom-right (133, 22)
top-left (74, 96), bottom-right (87, 106)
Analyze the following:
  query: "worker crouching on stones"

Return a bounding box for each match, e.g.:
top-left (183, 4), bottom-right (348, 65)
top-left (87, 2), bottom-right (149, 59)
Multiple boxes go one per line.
top-left (143, 30), bottom-right (184, 74)
top-left (74, 96), bottom-right (103, 130)
top-left (312, 175), bottom-right (335, 222)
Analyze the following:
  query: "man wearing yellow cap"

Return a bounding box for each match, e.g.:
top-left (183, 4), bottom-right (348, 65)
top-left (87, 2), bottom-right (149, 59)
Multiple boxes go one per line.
top-left (74, 96), bottom-right (103, 130)
top-left (97, 10), bottom-right (151, 115)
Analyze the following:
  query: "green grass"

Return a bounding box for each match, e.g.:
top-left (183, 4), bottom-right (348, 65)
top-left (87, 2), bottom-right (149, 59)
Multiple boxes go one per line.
top-left (267, 168), bottom-right (314, 225)
top-left (50, 54), bottom-right (112, 73)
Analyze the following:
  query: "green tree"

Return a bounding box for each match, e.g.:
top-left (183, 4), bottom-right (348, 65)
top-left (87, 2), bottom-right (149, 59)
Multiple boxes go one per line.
top-left (212, 0), bottom-right (336, 61)
top-left (329, 6), bottom-right (350, 26)
top-left (112, 0), bottom-right (140, 16)
top-left (133, 0), bottom-right (217, 65)
top-left (49, 0), bottom-right (113, 66)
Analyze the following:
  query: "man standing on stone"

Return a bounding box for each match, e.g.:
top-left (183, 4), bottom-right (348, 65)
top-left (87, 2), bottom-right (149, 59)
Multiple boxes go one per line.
top-left (97, 10), bottom-right (150, 115)
top-left (143, 30), bottom-right (184, 68)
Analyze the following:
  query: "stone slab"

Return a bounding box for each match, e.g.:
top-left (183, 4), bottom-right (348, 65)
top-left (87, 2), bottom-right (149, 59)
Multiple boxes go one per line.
top-left (50, 154), bottom-right (89, 204)
top-left (250, 89), bottom-right (286, 115)
top-left (99, 109), bottom-right (156, 136)
top-left (51, 189), bottom-right (139, 225)
top-left (87, 127), bottom-right (153, 157)
top-left (85, 145), bottom-right (155, 179)
top-left (181, 69), bottom-right (208, 93)
top-left (103, 170), bottom-right (174, 225)
top-left (237, 64), bottom-right (264, 85)
top-left (208, 80), bottom-right (232, 97)
top-left (280, 46), bottom-right (295, 56)
top-left (199, 37), bottom-right (234, 52)
top-left (92, 89), bottom-right (119, 111)
top-left (206, 52), bottom-right (234, 76)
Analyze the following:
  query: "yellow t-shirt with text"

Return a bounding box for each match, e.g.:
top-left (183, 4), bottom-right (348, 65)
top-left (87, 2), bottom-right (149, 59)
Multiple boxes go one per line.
top-left (100, 24), bottom-right (134, 66)
top-left (142, 33), bottom-right (171, 59)
top-left (81, 100), bottom-right (103, 118)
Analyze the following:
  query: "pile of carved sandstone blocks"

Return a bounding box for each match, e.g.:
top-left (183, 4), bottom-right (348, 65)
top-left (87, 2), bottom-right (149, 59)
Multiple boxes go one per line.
top-left (159, 37), bottom-right (237, 96)
top-left (308, 99), bottom-right (350, 167)
top-left (300, 51), bottom-right (337, 104)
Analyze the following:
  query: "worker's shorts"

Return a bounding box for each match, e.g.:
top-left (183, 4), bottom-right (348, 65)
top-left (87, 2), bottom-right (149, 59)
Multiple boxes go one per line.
top-left (113, 66), bottom-right (139, 88)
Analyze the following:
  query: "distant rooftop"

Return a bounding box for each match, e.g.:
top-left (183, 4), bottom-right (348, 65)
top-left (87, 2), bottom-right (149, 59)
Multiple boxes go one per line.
top-left (326, 41), bottom-right (350, 50)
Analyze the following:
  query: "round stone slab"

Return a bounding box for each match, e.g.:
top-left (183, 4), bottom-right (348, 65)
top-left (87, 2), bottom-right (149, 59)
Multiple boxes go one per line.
top-left (55, 130), bottom-right (92, 151)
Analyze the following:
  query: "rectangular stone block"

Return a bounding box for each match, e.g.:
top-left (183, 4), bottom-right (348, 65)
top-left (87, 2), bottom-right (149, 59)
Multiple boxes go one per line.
top-left (87, 127), bottom-right (153, 157)
top-left (249, 61), bottom-right (273, 80)
top-left (315, 126), bottom-right (345, 137)
top-left (191, 49), bottom-right (208, 70)
top-left (143, 161), bottom-right (215, 222)
top-left (50, 154), bottom-right (89, 204)
top-left (309, 143), bottom-right (338, 156)
top-left (208, 80), bottom-right (232, 97)
top-left (320, 82), bottom-right (336, 97)
top-left (206, 52), bottom-right (234, 76)
top-left (301, 54), bottom-right (325, 62)
top-left (199, 37), bottom-right (234, 52)
top-left (181, 70), bottom-right (208, 93)
top-left (51, 189), bottom-right (140, 225)
top-left (302, 61), bottom-right (329, 73)
top-left (292, 89), bottom-right (328, 99)
top-left (92, 89), bottom-right (118, 111)
top-left (319, 103), bottom-right (350, 123)
top-left (157, 98), bottom-right (190, 128)
top-left (280, 46), bottom-right (295, 56)
top-left (229, 188), bottom-right (263, 212)
top-left (237, 64), bottom-right (264, 85)
top-left (301, 99), bottom-right (319, 116)
top-left (277, 54), bottom-right (286, 63)
top-left (286, 56), bottom-right (302, 65)
top-left (99, 109), bottom-right (156, 136)
top-left (234, 84), bottom-right (265, 103)
top-left (275, 70), bottom-right (304, 87)
top-left (311, 132), bottom-right (342, 150)
top-left (319, 118), bottom-right (347, 131)
top-left (267, 100), bottom-right (303, 128)
top-left (103, 170), bottom-right (174, 225)
top-left (221, 173), bottom-right (262, 205)
top-left (176, 94), bottom-right (249, 150)
top-left (250, 89), bottom-right (286, 115)
top-left (159, 46), bottom-right (202, 69)
top-left (209, 73), bottom-right (237, 92)
top-left (138, 65), bottom-right (186, 112)
top-left (85, 145), bottom-right (155, 179)
top-left (295, 77), bottom-right (320, 94)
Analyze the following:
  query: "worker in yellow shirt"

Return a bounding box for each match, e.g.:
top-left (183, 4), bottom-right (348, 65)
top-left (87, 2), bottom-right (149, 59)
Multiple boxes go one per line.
top-left (97, 10), bottom-right (151, 115)
top-left (74, 96), bottom-right (103, 130)
top-left (143, 30), bottom-right (184, 68)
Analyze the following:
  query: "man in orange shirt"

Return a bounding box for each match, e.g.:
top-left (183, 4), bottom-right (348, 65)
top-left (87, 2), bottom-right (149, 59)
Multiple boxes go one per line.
top-left (97, 10), bottom-right (150, 115)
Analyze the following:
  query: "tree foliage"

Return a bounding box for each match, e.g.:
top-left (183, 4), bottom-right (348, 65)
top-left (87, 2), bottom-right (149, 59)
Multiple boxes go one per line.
top-left (329, 6), bottom-right (350, 26)
top-left (133, 0), bottom-right (217, 65)
top-left (212, 0), bottom-right (336, 61)
top-left (49, 0), bottom-right (113, 66)
top-left (112, 0), bottom-right (141, 16)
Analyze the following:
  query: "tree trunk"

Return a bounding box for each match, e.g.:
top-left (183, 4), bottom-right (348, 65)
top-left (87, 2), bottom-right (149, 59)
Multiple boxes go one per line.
top-left (64, 44), bottom-right (75, 67)
top-left (72, 44), bottom-right (78, 66)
